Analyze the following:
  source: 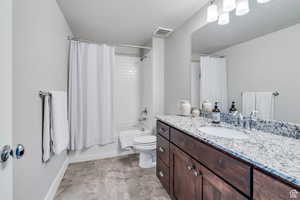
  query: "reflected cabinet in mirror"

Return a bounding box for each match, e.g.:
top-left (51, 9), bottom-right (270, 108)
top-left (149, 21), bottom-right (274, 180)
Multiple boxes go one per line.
top-left (191, 0), bottom-right (300, 124)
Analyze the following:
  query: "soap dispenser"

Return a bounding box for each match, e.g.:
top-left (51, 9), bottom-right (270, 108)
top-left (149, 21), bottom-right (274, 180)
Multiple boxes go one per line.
top-left (212, 102), bottom-right (221, 124)
top-left (229, 101), bottom-right (237, 113)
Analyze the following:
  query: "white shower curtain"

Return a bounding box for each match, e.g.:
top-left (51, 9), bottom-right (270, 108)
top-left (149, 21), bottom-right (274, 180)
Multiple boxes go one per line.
top-left (200, 56), bottom-right (228, 112)
top-left (68, 40), bottom-right (115, 150)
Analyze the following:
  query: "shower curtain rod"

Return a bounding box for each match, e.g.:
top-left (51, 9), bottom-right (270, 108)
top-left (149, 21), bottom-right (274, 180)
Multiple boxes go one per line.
top-left (68, 36), bottom-right (152, 50)
top-left (199, 54), bottom-right (225, 58)
top-left (191, 54), bottom-right (225, 62)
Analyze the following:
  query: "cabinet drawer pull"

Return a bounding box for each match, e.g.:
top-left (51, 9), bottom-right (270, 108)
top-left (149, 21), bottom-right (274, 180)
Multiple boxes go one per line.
top-left (158, 147), bottom-right (165, 153)
top-left (193, 170), bottom-right (201, 177)
top-left (187, 165), bottom-right (194, 171)
top-left (159, 128), bottom-right (166, 133)
top-left (159, 171), bottom-right (164, 177)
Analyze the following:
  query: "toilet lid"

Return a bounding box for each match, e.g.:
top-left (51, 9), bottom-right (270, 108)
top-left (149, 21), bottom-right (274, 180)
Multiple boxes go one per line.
top-left (134, 135), bottom-right (156, 144)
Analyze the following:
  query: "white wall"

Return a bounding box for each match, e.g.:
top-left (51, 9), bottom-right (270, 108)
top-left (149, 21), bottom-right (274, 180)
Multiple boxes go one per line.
top-left (13, 0), bottom-right (72, 199)
top-left (114, 55), bottom-right (141, 131)
top-left (140, 52), bottom-right (154, 130)
top-left (152, 38), bottom-right (165, 119)
top-left (164, 5), bottom-right (209, 114)
top-left (140, 37), bottom-right (165, 131)
top-left (115, 46), bottom-right (141, 57)
top-left (217, 23), bottom-right (300, 123)
top-left (0, 0), bottom-right (13, 199)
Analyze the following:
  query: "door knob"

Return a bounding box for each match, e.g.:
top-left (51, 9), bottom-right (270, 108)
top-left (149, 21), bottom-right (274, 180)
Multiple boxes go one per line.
top-left (0, 145), bottom-right (12, 162)
top-left (14, 144), bottom-right (25, 159)
top-left (0, 144), bottom-right (25, 162)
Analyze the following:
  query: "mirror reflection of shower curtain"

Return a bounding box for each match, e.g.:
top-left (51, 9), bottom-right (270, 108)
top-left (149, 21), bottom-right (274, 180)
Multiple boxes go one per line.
top-left (68, 40), bottom-right (115, 151)
top-left (200, 56), bottom-right (228, 112)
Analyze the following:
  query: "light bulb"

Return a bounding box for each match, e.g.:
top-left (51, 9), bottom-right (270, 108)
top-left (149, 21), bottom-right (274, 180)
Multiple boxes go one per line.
top-left (257, 0), bottom-right (272, 4)
top-left (207, 3), bottom-right (219, 23)
top-left (218, 12), bottom-right (230, 25)
top-left (236, 0), bottom-right (249, 16)
top-left (223, 0), bottom-right (236, 12)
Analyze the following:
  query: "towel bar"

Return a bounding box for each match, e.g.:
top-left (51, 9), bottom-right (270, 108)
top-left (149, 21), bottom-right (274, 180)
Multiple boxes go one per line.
top-left (39, 91), bottom-right (51, 97)
top-left (272, 91), bottom-right (280, 96)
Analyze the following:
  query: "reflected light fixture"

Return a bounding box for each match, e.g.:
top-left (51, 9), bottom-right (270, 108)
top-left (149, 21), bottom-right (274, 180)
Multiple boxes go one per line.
top-left (236, 0), bottom-right (250, 16)
top-left (207, 1), bottom-right (219, 23)
top-left (257, 0), bottom-right (272, 4)
top-left (218, 12), bottom-right (230, 25)
top-left (223, 0), bottom-right (236, 12)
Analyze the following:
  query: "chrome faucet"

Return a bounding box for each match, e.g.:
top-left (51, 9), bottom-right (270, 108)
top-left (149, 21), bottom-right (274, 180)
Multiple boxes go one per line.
top-left (230, 111), bottom-right (244, 128)
top-left (138, 108), bottom-right (148, 122)
top-left (249, 110), bottom-right (258, 130)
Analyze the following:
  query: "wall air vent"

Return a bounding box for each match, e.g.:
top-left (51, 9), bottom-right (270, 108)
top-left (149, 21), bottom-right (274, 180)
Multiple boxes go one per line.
top-left (153, 27), bottom-right (173, 38)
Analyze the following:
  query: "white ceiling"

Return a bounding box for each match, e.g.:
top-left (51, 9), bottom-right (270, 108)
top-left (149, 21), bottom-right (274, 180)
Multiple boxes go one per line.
top-left (57, 0), bottom-right (209, 45)
top-left (192, 0), bottom-right (300, 54)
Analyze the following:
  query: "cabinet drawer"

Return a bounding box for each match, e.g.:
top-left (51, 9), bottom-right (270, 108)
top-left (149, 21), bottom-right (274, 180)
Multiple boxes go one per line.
top-left (170, 128), bottom-right (251, 196)
top-left (157, 158), bottom-right (170, 194)
top-left (253, 169), bottom-right (300, 200)
top-left (157, 134), bottom-right (170, 167)
top-left (157, 121), bottom-right (170, 140)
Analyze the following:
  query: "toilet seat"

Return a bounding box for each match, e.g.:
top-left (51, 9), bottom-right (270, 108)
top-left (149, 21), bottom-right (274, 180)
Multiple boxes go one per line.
top-left (133, 135), bottom-right (157, 152)
top-left (133, 135), bottom-right (156, 144)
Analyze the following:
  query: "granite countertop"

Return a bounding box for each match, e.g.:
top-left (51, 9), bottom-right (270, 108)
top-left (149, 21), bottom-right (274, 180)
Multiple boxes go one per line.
top-left (156, 115), bottom-right (300, 187)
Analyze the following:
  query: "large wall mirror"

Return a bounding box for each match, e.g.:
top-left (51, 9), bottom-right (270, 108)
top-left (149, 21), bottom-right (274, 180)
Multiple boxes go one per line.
top-left (191, 0), bottom-right (300, 124)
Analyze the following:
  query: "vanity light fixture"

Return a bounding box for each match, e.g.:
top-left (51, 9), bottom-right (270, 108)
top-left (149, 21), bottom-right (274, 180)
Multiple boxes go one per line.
top-left (207, 0), bottom-right (273, 25)
top-left (223, 0), bottom-right (236, 12)
top-left (218, 12), bottom-right (230, 25)
top-left (236, 0), bottom-right (250, 16)
top-left (207, 1), bottom-right (219, 23)
top-left (257, 0), bottom-right (272, 4)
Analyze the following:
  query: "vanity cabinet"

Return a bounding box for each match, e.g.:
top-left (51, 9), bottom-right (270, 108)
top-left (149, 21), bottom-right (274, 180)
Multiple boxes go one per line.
top-left (156, 120), bottom-right (300, 200)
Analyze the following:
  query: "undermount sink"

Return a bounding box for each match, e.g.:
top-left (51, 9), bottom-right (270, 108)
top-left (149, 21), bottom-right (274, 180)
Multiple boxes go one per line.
top-left (198, 126), bottom-right (249, 139)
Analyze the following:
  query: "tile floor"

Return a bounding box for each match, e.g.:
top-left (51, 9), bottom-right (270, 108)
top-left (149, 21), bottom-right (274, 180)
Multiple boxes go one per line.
top-left (54, 154), bottom-right (171, 200)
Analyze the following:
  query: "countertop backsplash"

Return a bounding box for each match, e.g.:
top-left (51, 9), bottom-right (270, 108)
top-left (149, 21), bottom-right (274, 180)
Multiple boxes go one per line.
top-left (220, 113), bottom-right (300, 140)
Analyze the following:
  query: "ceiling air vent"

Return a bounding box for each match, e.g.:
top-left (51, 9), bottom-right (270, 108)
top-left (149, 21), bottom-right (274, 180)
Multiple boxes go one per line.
top-left (153, 27), bottom-right (173, 38)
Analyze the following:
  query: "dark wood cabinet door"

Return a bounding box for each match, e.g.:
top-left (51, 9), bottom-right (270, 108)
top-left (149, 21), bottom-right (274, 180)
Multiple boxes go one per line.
top-left (253, 169), bottom-right (300, 200)
top-left (170, 144), bottom-right (202, 200)
top-left (201, 165), bottom-right (247, 200)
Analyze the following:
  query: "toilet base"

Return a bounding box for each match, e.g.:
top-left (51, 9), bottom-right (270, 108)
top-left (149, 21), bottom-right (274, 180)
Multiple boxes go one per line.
top-left (138, 151), bottom-right (156, 168)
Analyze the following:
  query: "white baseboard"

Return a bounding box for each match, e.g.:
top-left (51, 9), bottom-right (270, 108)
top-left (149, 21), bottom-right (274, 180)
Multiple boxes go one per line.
top-left (44, 158), bottom-right (69, 200)
top-left (69, 148), bottom-right (134, 163)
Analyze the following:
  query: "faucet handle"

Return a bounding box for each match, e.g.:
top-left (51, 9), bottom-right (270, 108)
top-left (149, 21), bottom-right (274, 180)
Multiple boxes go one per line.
top-left (141, 107), bottom-right (148, 115)
top-left (238, 113), bottom-right (243, 120)
top-left (250, 110), bottom-right (259, 119)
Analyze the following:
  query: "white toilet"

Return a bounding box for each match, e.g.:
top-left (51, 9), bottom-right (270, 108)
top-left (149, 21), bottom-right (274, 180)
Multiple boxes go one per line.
top-left (119, 129), bottom-right (156, 168)
top-left (133, 135), bottom-right (157, 168)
